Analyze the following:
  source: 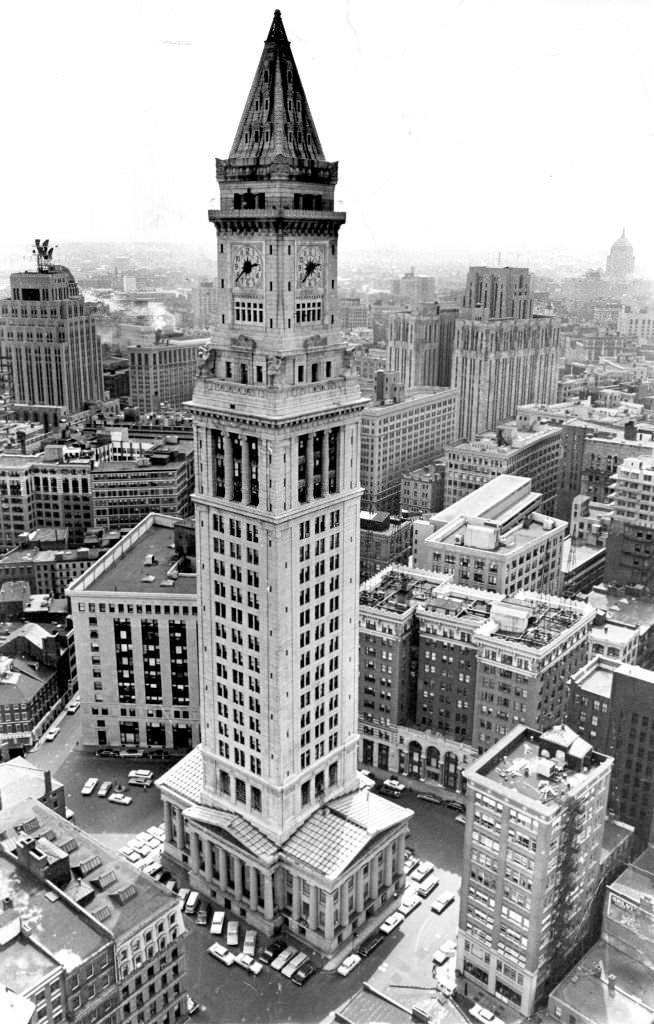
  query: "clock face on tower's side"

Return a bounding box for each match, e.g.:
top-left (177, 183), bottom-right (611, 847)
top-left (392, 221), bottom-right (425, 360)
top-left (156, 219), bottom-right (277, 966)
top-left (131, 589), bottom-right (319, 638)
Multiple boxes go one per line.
top-left (297, 245), bottom-right (324, 289)
top-left (232, 245), bottom-right (263, 289)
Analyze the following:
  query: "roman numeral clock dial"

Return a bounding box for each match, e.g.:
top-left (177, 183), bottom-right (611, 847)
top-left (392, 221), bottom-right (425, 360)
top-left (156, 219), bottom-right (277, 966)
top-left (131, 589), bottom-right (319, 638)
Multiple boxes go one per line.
top-left (297, 245), bottom-right (324, 289)
top-left (233, 245), bottom-right (263, 288)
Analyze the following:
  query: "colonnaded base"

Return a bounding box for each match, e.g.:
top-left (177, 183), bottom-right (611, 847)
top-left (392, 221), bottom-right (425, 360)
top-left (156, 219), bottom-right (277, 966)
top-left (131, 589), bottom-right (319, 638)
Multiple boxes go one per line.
top-left (157, 747), bottom-right (412, 957)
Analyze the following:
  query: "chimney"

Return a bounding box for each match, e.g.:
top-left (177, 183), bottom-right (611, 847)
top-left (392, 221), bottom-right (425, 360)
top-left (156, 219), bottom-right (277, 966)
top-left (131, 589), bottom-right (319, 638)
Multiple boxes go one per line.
top-left (43, 769), bottom-right (52, 802)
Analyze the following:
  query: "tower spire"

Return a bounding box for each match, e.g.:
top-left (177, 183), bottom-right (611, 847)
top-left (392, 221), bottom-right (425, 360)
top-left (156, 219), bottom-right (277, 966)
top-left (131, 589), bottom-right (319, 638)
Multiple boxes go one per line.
top-left (227, 8), bottom-right (326, 171)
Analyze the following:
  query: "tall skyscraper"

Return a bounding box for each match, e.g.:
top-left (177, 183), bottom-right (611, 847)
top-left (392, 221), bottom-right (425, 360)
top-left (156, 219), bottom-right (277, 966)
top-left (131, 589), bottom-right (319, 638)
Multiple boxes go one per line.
top-left (0, 241), bottom-right (104, 423)
top-left (157, 10), bottom-right (411, 957)
top-left (453, 267), bottom-right (560, 441)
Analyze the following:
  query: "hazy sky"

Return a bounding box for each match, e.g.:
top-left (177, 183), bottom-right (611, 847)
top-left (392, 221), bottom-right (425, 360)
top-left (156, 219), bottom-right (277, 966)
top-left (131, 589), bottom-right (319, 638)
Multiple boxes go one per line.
top-left (2, 0), bottom-right (653, 272)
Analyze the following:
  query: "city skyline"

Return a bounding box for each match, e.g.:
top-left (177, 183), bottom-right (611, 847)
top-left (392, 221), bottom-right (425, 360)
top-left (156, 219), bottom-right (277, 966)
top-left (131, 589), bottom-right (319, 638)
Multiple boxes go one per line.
top-left (1, 0), bottom-right (653, 273)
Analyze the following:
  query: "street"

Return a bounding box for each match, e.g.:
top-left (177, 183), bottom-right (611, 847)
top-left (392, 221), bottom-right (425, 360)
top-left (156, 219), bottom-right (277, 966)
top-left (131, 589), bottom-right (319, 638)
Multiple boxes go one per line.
top-left (24, 719), bottom-right (466, 1024)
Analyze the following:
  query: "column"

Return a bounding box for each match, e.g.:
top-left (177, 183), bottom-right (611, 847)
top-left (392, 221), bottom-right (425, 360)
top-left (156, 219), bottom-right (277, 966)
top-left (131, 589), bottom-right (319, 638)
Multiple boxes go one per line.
top-left (339, 884), bottom-right (348, 928)
top-left (249, 865), bottom-right (258, 911)
top-left (234, 857), bottom-right (243, 901)
top-left (324, 893), bottom-right (335, 942)
top-left (163, 801), bottom-right (172, 844)
top-left (207, 426), bottom-right (217, 496)
top-left (308, 885), bottom-right (318, 931)
top-left (384, 845), bottom-right (393, 887)
top-left (306, 432), bottom-right (314, 500)
top-left (241, 433), bottom-right (251, 504)
top-left (370, 857), bottom-right (379, 902)
top-left (321, 429), bottom-right (329, 496)
top-left (292, 874), bottom-right (301, 922)
top-left (218, 847), bottom-right (228, 890)
top-left (224, 431), bottom-right (234, 500)
top-left (174, 807), bottom-right (184, 851)
top-left (189, 832), bottom-right (200, 875)
top-left (355, 869), bottom-right (364, 914)
top-left (202, 837), bottom-right (212, 883)
top-left (264, 875), bottom-right (274, 921)
top-left (397, 833), bottom-right (406, 866)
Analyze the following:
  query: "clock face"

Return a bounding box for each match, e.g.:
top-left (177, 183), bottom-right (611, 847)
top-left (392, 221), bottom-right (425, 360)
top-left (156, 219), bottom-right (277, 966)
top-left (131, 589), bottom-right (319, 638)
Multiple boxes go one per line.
top-left (297, 245), bottom-right (324, 289)
top-left (232, 245), bottom-right (263, 289)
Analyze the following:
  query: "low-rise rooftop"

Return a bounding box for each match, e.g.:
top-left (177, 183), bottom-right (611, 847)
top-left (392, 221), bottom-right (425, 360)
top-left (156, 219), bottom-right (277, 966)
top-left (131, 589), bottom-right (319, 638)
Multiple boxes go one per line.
top-left (67, 514), bottom-right (196, 597)
top-left (476, 591), bottom-right (591, 651)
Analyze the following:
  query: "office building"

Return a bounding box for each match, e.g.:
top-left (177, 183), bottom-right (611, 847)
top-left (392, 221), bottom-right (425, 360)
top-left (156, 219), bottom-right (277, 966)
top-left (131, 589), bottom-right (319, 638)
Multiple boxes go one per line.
top-left (606, 229), bottom-right (634, 284)
top-left (605, 455), bottom-right (654, 591)
top-left (128, 334), bottom-right (205, 414)
top-left (400, 460), bottom-right (445, 516)
top-left (0, 534), bottom-right (102, 600)
top-left (0, 448), bottom-right (94, 549)
top-left (414, 475), bottom-right (566, 596)
top-left (359, 511), bottom-right (413, 581)
top-left (618, 303), bottom-right (654, 341)
top-left (387, 303), bottom-right (457, 388)
top-left (471, 593), bottom-right (594, 751)
top-left (92, 435), bottom-right (194, 534)
top-left (359, 566), bottom-right (496, 789)
top-left (444, 406), bottom-right (562, 515)
top-left (0, 243), bottom-right (103, 420)
top-left (192, 280), bottom-right (218, 329)
top-left (457, 724), bottom-right (613, 1016)
top-left (67, 513), bottom-right (200, 754)
top-left (0, 797), bottom-right (186, 1024)
top-left (360, 373), bottom-right (457, 512)
top-left (567, 659), bottom-right (654, 844)
top-left (453, 267), bottom-right (560, 440)
top-left (397, 269), bottom-right (435, 306)
top-left (339, 296), bottom-right (369, 331)
top-left (156, 11), bottom-right (412, 958)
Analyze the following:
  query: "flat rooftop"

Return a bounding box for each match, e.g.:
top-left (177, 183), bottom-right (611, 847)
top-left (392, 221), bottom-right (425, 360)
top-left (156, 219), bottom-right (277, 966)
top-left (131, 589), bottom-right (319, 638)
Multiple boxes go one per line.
top-left (551, 938), bottom-right (654, 1024)
top-left (431, 511), bottom-right (564, 554)
top-left (360, 567), bottom-right (496, 623)
top-left (433, 474), bottom-right (534, 524)
top-left (470, 724), bottom-right (609, 808)
top-left (478, 593), bottom-right (589, 650)
top-left (576, 663), bottom-right (615, 700)
top-left (71, 518), bottom-right (196, 596)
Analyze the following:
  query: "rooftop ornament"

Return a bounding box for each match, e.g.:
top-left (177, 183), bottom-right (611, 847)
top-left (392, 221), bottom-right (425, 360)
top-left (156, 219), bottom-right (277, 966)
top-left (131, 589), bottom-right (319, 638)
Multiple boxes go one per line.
top-left (32, 238), bottom-right (55, 273)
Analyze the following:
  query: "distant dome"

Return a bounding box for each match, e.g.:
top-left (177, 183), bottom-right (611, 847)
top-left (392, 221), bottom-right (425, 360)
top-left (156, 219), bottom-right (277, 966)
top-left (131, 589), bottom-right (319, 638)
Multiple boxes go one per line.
top-left (606, 229), bottom-right (634, 281)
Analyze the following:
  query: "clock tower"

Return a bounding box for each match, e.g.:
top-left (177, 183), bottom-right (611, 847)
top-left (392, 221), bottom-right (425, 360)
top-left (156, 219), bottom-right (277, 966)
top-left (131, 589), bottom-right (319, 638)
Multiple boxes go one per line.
top-left (158, 10), bottom-right (411, 957)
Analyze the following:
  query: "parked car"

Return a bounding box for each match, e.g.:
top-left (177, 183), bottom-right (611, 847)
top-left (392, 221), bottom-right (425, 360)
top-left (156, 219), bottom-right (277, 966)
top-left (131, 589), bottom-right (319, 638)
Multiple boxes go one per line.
top-left (45, 726), bottom-right (60, 742)
top-left (411, 860), bottom-right (434, 883)
top-left (97, 781), bottom-right (112, 798)
top-left (399, 890), bottom-right (421, 917)
top-left (260, 938), bottom-right (286, 964)
top-left (184, 891), bottom-right (200, 916)
top-left (108, 792), bottom-right (132, 806)
top-left (380, 779), bottom-right (406, 798)
top-left (235, 952), bottom-right (263, 975)
top-left (470, 1006), bottom-right (501, 1024)
top-left (270, 945), bottom-right (297, 972)
top-left (291, 958), bottom-right (317, 986)
top-left (96, 748), bottom-right (119, 757)
top-left (226, 920), bottom-right (239, 946)
top-left (281, 951), bottom-right (309, 978)
top-left (243, 930), bottom-right (257, 958)
top-left (445, 799), bottom-right (465, 813)
top-left (403, 854), bottom-right (419, 875)
top-left (455, 813), bottom-right (467, 825)
top-left (178, 888), bottom-right (190, 911)
top-left (416, 792), bottom-right (442, 804)
top-left (417, 877), bottom-right (439, 898)
top-left (210, 910), bottom-right (225, 935)
top-left (379, 911), bottom-right (404, 935)
top-left (196, 903), bottom-right (208, 927)
top-left (208, 942), bottom-right (235, 967)
top-left (127, 769), bottom-right (154, 788)
top-left (186, 995), bottom-right (200, 1016)
top-left (81, 777), bottom-right (98, 796)
top-left (357, 932), bottom-right (383, 957)
top-left (337, 953), bottom-right (361, 977)
top-left (66, 699), bottom-right (80, 714)
top-left (432, 948), bottom-right (451, 967)
top-left (431, 891), bottom-right (455, 914)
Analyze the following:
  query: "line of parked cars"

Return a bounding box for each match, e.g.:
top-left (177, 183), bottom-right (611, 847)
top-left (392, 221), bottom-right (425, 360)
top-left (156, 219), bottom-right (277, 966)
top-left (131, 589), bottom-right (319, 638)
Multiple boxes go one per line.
top-left (81, 769), bottom-right (155, 801)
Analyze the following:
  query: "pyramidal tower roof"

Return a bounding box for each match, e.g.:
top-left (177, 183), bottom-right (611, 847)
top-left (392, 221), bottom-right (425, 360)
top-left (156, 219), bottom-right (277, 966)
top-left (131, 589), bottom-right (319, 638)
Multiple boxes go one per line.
top-left (228, 9), bottom-right (326, 171)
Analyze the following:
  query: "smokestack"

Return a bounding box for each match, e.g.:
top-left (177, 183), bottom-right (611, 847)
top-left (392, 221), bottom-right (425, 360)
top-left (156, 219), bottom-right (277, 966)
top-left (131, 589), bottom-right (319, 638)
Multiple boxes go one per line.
top-left (43, 770), bottom-right (52, 801)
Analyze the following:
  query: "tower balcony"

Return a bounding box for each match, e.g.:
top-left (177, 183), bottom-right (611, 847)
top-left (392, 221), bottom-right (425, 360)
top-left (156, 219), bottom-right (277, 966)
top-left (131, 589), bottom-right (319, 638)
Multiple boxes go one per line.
top-left (190, 374), bottom-right (366, 422)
